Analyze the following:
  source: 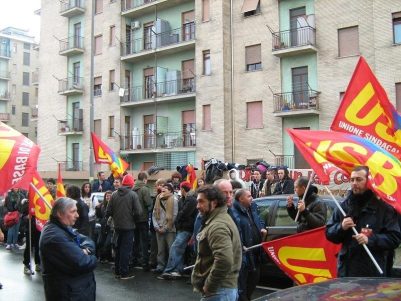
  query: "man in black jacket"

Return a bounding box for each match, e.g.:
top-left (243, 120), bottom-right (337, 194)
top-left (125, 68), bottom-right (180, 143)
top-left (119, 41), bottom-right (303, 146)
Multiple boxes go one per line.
top-left (39, 197), bottom-right (97, 301)
top-left (326, 166), bottom-right (401, 277)
top-left (287, 177), bottom-right (327, 233)
top-left (159, 181), bottom-right (197, 279)
top-left (273, 168), bottom-right (294, 195)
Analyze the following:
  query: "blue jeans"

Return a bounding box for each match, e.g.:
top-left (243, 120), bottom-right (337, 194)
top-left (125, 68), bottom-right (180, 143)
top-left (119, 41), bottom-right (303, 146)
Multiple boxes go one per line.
top-left (201, 288), bottom-right (238, 301)
top-left (164, 231), bottom-right (192, 273)
top-left (115, 229), bottom-right (134, 276)
top-left (7, 218), bottom-right (21, 245)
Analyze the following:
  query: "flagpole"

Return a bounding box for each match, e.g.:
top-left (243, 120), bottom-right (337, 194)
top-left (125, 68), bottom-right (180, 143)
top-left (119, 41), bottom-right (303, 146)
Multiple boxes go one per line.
top-left (324, 186), bottom-right (383, 274)
top-left (28, 214), bottom-right (34, 275)
top-left (295, 171), bottom-right (315, 222)
top-left (29, 183), bottom-right (52, 210)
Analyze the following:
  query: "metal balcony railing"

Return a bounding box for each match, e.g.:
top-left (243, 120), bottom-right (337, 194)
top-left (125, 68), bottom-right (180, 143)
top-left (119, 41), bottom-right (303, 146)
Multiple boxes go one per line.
top-left (274, 155), bottom-right (295, 169)
top-left (0, 47), bottom-right (11, 58)
top-left (120, 130), bottom-right (196, 150)
top-left (58, 77), bottom-right (84, 93)
top-left (59, 160), bottom-right (83, 171)
top-left (0, 91), bottom-right (10, 100)
top-left (60, 0), bottom-right (85, 13)
top-left (121, 78), bottom-right (196, 103)
top-left (59, 36), bottom-right (84, 52)
top-left (122, 24), bottom-right (195, 56)
top-left (0, 113), bottom-right (10, 121)
top-left (0, 70), bottom-right (10, 79)
top-left (31, 107), bottom-right (38, 118)
top-left (58, 118), bottom-right (84, 134)
top-left (122, 0), bottom-right (157, 11)
top-left (32, 71), bottom-right (39, 84)
top-left (272, 26), bottom-right (316, 51)
top-left (273, 90), bottom-right (320, 113)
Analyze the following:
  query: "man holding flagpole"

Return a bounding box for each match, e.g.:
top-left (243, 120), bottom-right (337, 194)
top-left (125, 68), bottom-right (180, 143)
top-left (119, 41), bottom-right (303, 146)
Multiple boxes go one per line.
top-left (326, 166), bottom-right (401, 277)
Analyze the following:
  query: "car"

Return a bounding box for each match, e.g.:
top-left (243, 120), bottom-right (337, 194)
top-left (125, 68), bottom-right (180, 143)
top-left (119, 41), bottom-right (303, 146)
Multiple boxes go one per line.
top-left (91, 192), bottom-right (105, 203)
top-left (253, 277), bottom-right (401, 300)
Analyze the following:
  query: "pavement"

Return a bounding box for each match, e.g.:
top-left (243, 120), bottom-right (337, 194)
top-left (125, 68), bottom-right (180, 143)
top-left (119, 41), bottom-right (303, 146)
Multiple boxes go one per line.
top-left (0, 244), bottom-right (272, 300)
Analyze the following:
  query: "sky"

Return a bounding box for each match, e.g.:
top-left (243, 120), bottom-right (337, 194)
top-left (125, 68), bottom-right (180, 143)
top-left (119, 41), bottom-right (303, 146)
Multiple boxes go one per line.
top-left (0, 0), bottom-right (41, 42)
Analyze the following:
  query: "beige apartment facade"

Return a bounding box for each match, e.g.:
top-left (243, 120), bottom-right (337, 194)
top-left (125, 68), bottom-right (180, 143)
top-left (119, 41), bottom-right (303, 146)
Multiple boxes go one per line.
top-left (37, 0), bottom-right (401, 179)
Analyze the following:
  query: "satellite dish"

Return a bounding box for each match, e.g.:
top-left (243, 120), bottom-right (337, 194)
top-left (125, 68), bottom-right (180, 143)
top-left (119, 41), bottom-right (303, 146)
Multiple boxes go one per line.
top-left (118, 88), bottom-right (125, 97)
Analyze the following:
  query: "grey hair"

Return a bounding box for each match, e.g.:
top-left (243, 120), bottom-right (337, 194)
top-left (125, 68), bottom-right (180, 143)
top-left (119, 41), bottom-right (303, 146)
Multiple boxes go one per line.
top-left (234, 188), bottom-right (248, 201)
top-left (50, 197), bottom-right (77, 220)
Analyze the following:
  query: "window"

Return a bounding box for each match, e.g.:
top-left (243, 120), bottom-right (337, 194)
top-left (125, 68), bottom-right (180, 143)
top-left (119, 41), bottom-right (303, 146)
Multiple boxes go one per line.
top-left (247, 101), bottom-right (263, 129)
top-left (12, 43), bottom-right (17, 53)
top-left (109, 25), bottom-right (116, 46)
top-left (245, 44), bottom-right (261, 71)
top-left (22, 92), bottom-right (29, 106)
top-left (109, 70), bottom-right (115, 91)
top-left (35, 88), bottom-right (38, 97)
top-left (12, 105), bottom-right (16, 115)
top-left (94, 119), bottom-right (102, 137)
top-left (182, 59), bottom-right (195, 92)
top-left (202, 0), bottom-right (210, 22)
top-left (241, 0), bottom-right (260, 17)
top-left (95, 0), bottom-right (103, 14)
top-left (396, 82), bottom-right (401, 112)
top-left (22, 113), bottom-right (29, 127)
top-left (94, 76), bottom-right (102, 96)
top-left (23, 52), bottom-right (30, 66)
top-left (95, 35), bottom-right (103, 55)
top-left (393, 12), bottom-right (401, 44)
top-left (12, 84), bottom-right (16, 95)
top-left (338, 26), bottom-right (359, 57)
top-left (108, 116), bottom-right (115, 137)
top-left (23, 72), bottom-right (29, 85)
top-left (182, 10), bottom-right (195, 41)
top-left (202, 104), bottom-right (211, 130)
top-left (203, 50), bottom-right (211, 75)
top-left (23, 42), bottom-right (30, 50)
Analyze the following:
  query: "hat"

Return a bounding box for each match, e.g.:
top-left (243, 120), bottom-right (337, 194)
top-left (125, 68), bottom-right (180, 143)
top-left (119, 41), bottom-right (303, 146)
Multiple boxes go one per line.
top-left (122, 174), bottom-right (135, 188)
top-left (180, 181), bottom-right (192, 190)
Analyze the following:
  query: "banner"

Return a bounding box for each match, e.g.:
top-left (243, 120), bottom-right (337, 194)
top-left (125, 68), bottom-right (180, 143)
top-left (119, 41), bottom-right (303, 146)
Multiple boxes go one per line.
top-left (91, 132), bottom-right (129, 177)
top-left (331, 56), bottom-right (401, 159)
top-left (262, 227), bottom-right (341, 285)
top-left (29, 171), bottom-right (55, 231)
top-left (186, 164), bottom-right (198, 190)
top-left (287, 128), bottom-right (401, 214)
top-left (0, 122), bottom-right (40, 194)
top-left (56, 163), bottom-right (66, 198)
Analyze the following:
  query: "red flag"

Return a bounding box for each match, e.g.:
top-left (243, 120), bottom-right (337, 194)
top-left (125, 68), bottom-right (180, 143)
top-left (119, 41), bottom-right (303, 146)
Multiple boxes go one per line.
top-left (287, 128), bottom-right (401, 214)
top-left (29, 171), bottom-right (55, 231)
top-left (331, 56), bottom-right (401, 160)
top-left (262, 227), bottom-right (341, 285)
top-left (0, 121), bottom-right (40, 194)
top-left (56, 163), bottom-right (66, 198)
top-left (186, 164), bottom-right (197, 190)
top-left (91, 132), bottom-right (129, 177)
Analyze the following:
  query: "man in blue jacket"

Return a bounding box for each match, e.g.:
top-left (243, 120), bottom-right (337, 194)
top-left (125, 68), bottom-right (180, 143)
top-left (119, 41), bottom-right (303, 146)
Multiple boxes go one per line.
top-left (39, 197), bottom-right (97, 301)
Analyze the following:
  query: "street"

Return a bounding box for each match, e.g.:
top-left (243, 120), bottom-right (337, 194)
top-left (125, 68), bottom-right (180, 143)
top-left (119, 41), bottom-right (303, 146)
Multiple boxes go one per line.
top-left (0, 246), bottom-right (274, 300)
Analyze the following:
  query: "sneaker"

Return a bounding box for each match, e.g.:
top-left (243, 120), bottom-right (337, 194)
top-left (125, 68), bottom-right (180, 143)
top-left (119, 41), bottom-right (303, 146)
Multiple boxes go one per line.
top-left (13, 244), bottom-right (24, 250)
top-left (24, 266), bottom-right (33, 275)
top-left (157, 272), bottom-right (172, 280)
top-left (120, 272), bottom-right (135, 280)
top-left (35, 264), bottom-right (41, 272)
top-left (151, 268), bottom-right (163, 274)
top-left (5, 244), bottom-right (11, 250)
top-left (114, 274), bottom-right (121, 279)
top-left (170, 272), bottom-right (182, 278)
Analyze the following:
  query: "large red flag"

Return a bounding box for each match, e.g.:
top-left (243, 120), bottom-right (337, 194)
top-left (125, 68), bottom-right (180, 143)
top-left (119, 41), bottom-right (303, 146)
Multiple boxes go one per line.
top-left (29, 171), bottom-right (55, 231)
top-left (91, 132), bottom-right (129, 177)
top-left (56, 163), bottom-right (66, 198)
top-left (186, 164), bottom-right (197, 190)
top-left (287, 128), bottom-right (401, 214)
top-left (331, 57), bottom-right (401, 160)
top-left (0, 122), bottom-right (40, 194)
top-left (262, 227), bottom-right (341, 285)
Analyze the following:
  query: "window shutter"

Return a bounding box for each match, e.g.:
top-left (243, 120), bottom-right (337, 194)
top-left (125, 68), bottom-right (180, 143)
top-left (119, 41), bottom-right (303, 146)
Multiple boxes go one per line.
top-left (246, 44), bottom-right (261, 65)
top-left (182, 110), bottom-right (195, 124)
top-left (202, 0), bottom-right (210, 22)
top-left (396, 83), bottom-right (401, 112)
top-left (338, 26), bottom-right (359, 57)
top-left (182, 59), bottom-right (195, 79)
top-left (241, 0), bottom-right (260, 13)
top-left (247, 101), bottom-right (263, 128)
top-left (203, 105), bottom-right (211, 130)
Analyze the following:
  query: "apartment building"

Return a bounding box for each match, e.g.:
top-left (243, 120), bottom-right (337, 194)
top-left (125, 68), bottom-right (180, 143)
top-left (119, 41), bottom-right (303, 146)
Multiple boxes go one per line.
top-left (37, 0), bottom-right (401, 179)
top-left (0, 27), bottom-right (39, 142)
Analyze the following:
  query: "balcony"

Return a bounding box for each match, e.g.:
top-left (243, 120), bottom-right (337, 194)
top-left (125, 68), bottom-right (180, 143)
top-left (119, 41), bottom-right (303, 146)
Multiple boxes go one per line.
top-left (0, 91), bottom-right (10, 101)
top-left (60, 0), bottom-right (85, 18)
top-left (273, 90), bottom-right (320, 117)
top-left (58, 77), bottom-right (84, 95)
top-left (274, 155), bottom-right (295, 169)
top-left (59, 160), bottom-right (84, 171)
top-left (31, 107), bottom-right (38, 120)
top-left (272, 26), bottom-right (316, 57)
top-left (0, 48), bottom-right (11, 59)
top-left (32, 71), bottom-right (39, 85)
top-left (59, 36), bottom-right (84, 56)
top-left (121, 24), bottom-right (195, 62)
top-left (122, 0), bottom-right (192, 18)
top-left (58, 117), bottom-right (84, 135)
top-left (0, 112), bottom-right (10, 122)
top-left (121, 78), bottom-right (195, 106)
top-left (120, 130), bottom-right (196, 153)
top-left (0, 70), bottom-right (10, 80)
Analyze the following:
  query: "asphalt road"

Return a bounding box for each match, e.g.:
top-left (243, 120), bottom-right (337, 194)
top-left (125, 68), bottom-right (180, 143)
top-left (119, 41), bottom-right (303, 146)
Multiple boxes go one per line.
top-left (0, 245), bottom-right (274, 300)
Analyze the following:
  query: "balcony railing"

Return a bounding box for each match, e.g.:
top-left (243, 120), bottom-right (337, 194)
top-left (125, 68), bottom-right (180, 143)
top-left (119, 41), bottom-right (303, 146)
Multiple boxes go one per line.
top-left (274, 155), bottom-right (295, 169)
top-left (120, 130), bottom-right (196, 151)
top-left (0, 70), bottom-right (10, 79)
top-left (0, 113), bottom-right (10, 121)
top-left (58, 77), bottom-right (84, 94)
top-left (60, 0), bottom-right (85, 17)
top-left (272, 26), bottom-right (316, 51)
top-left (121, 78), bottom-right (195, 103)
top-left (31, 107), bottom-right (38, 118)
top-left (122, 0), bottom-right (157, 11)
top-left (32, 71), bottom-right (39, 84)
top-left (0, 48), bottom-right (11, 58)
top-left (58, 118), bottom-right (84, 134)
top-left (0, 91), bottom-right (10, 100)
top-left (59, 36), bottom-right (84, 54)
top-left (273, 90), bottom-right (320, 113)
top-left (122, 24), bottom-right (195, 56)
top-left (59, 160), bottom-right (83, 171)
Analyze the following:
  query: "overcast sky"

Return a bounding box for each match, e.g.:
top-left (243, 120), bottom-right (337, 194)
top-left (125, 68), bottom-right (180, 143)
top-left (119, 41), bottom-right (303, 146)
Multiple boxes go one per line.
top-left (0, 0), bottom-right (41, 42)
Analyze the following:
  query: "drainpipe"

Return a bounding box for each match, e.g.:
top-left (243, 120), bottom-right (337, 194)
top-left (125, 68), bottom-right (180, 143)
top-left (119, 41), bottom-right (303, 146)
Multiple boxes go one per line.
top-left (230, 0), bottom-right (235, 161)
top-left (89, 0), bottom-right (95, 178)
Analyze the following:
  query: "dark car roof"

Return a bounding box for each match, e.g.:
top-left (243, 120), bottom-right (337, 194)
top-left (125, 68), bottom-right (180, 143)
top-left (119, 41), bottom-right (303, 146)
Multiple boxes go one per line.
top-left (254, 277), bottom-right (401, 300)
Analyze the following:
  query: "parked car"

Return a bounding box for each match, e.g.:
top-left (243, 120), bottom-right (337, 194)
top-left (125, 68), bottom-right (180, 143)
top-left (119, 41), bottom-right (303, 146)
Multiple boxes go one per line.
top-left (91, 192), bottom-right (105, 203)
